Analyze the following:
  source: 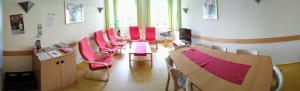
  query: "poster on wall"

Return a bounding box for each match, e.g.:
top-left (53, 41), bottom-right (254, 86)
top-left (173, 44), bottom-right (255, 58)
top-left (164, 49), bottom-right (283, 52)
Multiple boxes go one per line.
top-left (203, 0), bottom-right (218, 20)
top-left (10, 14), bottom-right (25, 34)
top-left (64, 1), bottom-right (84, 24)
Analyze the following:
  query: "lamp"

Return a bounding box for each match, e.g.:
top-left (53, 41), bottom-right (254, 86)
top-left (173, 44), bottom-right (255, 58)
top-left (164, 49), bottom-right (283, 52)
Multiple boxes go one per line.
top-left (183, 8), bottom-right (189, 14)
top-left (18, 1), bottom-right (34, 13)
top-left (98, 7), bottom-right (103, 13)
top-left (255, 0), bottom-right (261, 4)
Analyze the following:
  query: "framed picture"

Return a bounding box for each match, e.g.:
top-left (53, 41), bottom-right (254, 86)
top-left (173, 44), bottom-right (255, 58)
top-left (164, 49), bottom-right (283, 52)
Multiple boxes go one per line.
top-left (10, 14), bottom-right (25, 34)
top-left (64, 1), bottom-right (84, 24)
top-left (203, 0), bottom-right (218, 19)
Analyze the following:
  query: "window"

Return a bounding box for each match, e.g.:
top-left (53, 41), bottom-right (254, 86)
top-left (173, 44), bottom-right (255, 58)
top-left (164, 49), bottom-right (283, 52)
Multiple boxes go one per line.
top-left (150, 0), bottom-right (169, 29)
top-left (117, 0), bottom-right (137, 28)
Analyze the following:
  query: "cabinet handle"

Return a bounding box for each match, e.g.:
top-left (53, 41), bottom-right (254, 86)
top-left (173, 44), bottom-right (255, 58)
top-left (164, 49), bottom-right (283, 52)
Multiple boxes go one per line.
top-left (61, 60), bottom-right (64, 64)
top-left (56, 61), bottom-right (60, 64)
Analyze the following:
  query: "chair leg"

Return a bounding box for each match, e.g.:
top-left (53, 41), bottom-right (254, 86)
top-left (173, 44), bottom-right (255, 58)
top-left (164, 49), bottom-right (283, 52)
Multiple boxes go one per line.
top-left (156, 43), bottom-right (158, 50)
top-left (84, 69), bottom-right (109, 82)
top-left (166, 73), bottom-right (171, 91)
top-left (191, 83), bottom-right (201, 91)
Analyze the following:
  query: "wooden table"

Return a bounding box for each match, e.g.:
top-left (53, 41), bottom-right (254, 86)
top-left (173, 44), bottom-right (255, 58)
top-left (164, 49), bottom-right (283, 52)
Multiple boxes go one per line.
top-left (129, 42), bottom-right (153, 67)
top-left (169, 45), bottom-right (273, 91)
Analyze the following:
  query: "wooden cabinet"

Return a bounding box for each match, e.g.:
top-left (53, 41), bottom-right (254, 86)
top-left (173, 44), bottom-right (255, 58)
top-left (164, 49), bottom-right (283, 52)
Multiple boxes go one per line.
top-left (33, 50), bottom-right (76, 91)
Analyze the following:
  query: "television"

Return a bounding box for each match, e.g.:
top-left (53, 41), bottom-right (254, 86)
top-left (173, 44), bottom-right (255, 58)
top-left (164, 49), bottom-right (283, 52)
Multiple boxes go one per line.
top-left (179, 28), bottom-right (192, 44)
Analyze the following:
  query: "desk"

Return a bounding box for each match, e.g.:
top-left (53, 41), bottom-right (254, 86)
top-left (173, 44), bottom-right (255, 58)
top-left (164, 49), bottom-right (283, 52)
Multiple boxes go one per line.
top-left (169, 45), bottom-right (273, 91)
top-left (33, 49), bottom-right (76, 91)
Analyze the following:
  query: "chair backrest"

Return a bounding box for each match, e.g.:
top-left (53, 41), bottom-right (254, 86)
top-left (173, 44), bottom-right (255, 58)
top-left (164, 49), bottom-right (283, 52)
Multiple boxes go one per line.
top-left (145, 27), bottom-right (156, 41)
top-left (79, 37), bottom-right (95, 62)
top-left (271, 65), bottom-right (284, 91)
top-left (236, 49), bottom-right (259, 55)
top-left (211, 45), bottom-right (227, 52)
top-left (165, 56), bottom-right (186, 88)
top-left (94, 30), bottom-right (108, 48)
top-left (107, 28), bottom-right (117, 43)
top-left (129, 26), bottom-right (140, 40)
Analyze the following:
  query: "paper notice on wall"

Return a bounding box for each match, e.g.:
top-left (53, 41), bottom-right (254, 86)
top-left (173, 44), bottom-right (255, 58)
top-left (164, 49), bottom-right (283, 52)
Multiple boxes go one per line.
top-left (47, 13), bottom-right (55, 26)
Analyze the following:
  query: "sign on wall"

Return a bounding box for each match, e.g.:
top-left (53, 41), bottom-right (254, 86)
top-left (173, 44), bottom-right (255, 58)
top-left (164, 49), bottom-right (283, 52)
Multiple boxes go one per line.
top-left (9, 14), bottom-right (25, 34)
top-left (64, 1), bottom-right (84, 24)
top-left (203, 0), bottom-right (218, 20)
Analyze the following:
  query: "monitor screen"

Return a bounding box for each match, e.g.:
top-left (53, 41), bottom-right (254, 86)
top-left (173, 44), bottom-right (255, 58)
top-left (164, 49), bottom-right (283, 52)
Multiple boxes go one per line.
top-left (179, 28), bottom-right (192, 44)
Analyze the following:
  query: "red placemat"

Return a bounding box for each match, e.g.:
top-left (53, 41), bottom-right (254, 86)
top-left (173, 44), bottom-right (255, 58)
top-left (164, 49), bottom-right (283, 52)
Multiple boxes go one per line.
top-left (134, 42), bottom-right (147, 56)
top-left (182, 48), bottom-right (251, 85)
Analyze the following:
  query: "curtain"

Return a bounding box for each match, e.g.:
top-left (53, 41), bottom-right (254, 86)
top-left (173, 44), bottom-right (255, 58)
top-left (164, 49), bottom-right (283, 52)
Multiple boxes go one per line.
top-left (135, 0), bottom-right (142, 29)
top-left (113, 0), bottom-right (119, 30)
top-left (145, 0), bottom-right (151, 26)
top-left (176, 0), bottom-right (182, 29)
top-left (168, 0), bottom-right (173, 30)
top-left (104, 0), bottom-right (110, 29)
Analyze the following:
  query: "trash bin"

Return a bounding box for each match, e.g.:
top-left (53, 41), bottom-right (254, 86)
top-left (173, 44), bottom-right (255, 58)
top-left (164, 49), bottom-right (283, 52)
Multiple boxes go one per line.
top-left (4, 71), bottom-right (37, 91)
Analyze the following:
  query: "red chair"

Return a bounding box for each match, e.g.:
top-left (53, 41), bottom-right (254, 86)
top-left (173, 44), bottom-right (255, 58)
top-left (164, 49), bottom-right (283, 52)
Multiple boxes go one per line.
top-left (106, 28), bottom-right (127, 48)
top-left (94, 30), bottom-right (120, 55)
top-left (79, 37), bottom-right (112, 82)
top-left (145, 27), bottom-right (158, 49)
top-left (129, 26), bottom-right (142, 48)
top-left (129, 26), bottom-right (141, 41)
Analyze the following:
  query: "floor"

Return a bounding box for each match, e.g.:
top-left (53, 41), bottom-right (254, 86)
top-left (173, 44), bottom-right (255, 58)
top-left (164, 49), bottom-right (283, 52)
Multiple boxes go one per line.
top-left (60, 43), bottom-right (177, 91)
top-left (58, 43), bottom-right (300, 91)
top-left (279, 62), bottom-right (300, 91)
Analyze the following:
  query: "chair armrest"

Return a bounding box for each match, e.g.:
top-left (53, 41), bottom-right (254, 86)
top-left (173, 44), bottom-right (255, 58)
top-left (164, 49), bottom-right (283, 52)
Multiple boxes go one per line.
top-left (84, 61), bottom-right (109, 68)
top-left (93, 51), bottom-right (110, 56)
top-left (98, 46), bottom-right (112, 50)
top-left (112, 42), bottom-right (122, 45)
top-left (116, 36), bottom-right (125, 40)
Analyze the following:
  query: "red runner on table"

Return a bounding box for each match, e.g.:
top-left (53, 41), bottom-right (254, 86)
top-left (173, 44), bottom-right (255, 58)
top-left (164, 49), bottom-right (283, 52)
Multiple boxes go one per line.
top-left (134, 42), bottom-right (147, 56)
top-left (182, 48), bottom-right (251, 85)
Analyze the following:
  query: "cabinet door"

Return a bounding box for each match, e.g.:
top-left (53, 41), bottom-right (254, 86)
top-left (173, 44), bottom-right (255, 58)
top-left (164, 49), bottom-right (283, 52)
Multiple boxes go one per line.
top-left (40, 58), bottom-right (62, 91)
top-left (60, 52), bottom-right (76, 87)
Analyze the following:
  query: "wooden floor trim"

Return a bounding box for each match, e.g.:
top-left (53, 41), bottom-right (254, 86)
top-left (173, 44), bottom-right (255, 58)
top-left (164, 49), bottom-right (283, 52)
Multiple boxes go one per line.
top-left (3, 41), bottom-right (79, 56)
top-left (3, 50), bottom-right (33, 56)
top-left (5, 34), bottom-right (300, 56)
top-left (192, 34), bottom-right (300, 44)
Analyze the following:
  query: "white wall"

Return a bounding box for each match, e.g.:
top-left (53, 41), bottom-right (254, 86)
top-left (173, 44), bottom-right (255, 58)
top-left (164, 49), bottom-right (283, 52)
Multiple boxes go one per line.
top-left (182, 0), bottom-right (300, 64)
top-left (3, 0), bottom-right (105, 72)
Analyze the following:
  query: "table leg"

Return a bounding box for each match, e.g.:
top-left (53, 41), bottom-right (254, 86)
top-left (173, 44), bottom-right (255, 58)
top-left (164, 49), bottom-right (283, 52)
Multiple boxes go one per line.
top-left (129, 53), bottom-right (131, 67)
top-left (150, 53), bottom-right (153, 67)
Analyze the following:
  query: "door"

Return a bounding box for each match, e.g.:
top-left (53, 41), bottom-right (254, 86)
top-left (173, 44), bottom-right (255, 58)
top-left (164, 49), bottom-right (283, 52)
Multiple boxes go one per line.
top-left (40, 58), bottom-right (61, 91)
top-left (60, 52), bottom-right (76, 87)
top-left (0, 0), bottom-right (3, 89)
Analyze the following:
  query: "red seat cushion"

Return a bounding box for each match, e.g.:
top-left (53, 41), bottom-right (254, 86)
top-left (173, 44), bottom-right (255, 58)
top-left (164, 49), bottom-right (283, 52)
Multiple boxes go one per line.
top-left (145, 27), bottom-right (156, 41)
top-left (107, 28), bottom-right (127, 46)
top-left (79, 37), bottom-right (96, 62)
top-left (94, 30), bottom-right (109, 48)
top-left (129, 26), bottom-right (141, 40)
top-left (89, 56), bottom-right (113, 70)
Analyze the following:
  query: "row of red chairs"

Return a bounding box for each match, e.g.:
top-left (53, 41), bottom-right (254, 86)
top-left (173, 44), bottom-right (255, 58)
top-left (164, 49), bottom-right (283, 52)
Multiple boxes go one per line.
top-left (129, 26), bottom-right (157, 49)
top-left (78, 28), bottom-right (126, 82)
top-left (78, 26), bottom-right (158, 82)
